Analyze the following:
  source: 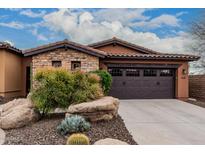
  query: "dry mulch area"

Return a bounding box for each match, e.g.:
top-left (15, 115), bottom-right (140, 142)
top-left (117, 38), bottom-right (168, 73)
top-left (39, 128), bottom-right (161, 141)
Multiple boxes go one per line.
top-left (4, 115), bottom-right (137, 145)
top-left (86, 116), bottom-right (136, 145)
top-left (0, 97), bottom-right (21, 105)
top-left (186, 99), bottom-right (205, 108)
top-left (4, 115), bottom-right (65, 145)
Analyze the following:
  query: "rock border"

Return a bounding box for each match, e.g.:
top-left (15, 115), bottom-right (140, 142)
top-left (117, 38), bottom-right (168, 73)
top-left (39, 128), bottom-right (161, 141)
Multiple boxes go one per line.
top-left (0, 128), bottom-right (5, 145)
top-left (67, 96), bottom-right (119, 122)
top-left (94, 138), bottom-right (129, 145)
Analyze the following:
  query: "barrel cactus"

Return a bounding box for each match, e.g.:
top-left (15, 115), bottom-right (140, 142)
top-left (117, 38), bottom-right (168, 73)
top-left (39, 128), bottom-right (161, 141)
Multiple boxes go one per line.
top-left (67, 133), bottom-right (90, 145)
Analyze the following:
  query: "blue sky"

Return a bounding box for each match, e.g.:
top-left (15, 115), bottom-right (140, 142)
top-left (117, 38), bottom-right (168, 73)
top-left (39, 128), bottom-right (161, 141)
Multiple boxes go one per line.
top-left (0, 8), bottom-right (201, 52)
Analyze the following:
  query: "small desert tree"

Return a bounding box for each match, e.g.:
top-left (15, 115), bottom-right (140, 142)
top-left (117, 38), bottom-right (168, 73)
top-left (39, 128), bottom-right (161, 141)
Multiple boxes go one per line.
top-left (190, 10), bottom-right (205, 73)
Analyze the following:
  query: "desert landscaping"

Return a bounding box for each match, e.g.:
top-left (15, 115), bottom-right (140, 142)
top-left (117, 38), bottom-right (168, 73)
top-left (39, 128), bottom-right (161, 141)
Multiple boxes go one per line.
top-left (0, 68), bottom-right (136, 145)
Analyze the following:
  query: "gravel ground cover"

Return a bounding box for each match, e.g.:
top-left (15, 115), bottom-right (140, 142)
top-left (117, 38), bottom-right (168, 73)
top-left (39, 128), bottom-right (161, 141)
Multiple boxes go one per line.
top-left (4, 115), bottom-right (137, 145)
top-left (186, 100), bottom-right (205, 108)
top-left (0, 97), bottom-right (21, 105)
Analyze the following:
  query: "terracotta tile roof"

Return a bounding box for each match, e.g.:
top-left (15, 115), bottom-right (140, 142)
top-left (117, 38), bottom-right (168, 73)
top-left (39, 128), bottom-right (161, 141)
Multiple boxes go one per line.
top-left (107, 53), bottom-right (200, 61)
top-left (89, 37), bottom-right (200, 61)
top-left (88, 37), bottom-right (161, 54)
top-left (23, 39), bottom-right (107, 57)
top-left (1, 38), bottom-right (200, 61)
top-left (0, 42), bottom-right (22, 55)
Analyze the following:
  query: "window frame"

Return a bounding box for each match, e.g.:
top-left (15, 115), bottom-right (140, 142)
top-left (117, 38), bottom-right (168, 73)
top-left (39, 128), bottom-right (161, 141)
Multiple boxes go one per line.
top-left (143, 69), bottom-right (157, 77)
top-left (125, 68), bottom-right (140, 77)
top-left (108, 68), bottom-right (123, 76)
top-left (160, 69), bottom-right (174, 77)
top-left (71, 61), bottom-right (81, 71)
top-left (52, 60), bottom-right (62, 67)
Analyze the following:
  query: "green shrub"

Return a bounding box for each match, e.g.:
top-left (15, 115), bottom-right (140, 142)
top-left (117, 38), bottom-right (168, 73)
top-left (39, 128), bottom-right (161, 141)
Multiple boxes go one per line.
top-left (31, 68), bottom-right (74, 115)
top-left (91, 70), bottom-right (112, 95)
top-left (31, 68), bottom-right (104, 116)
top-left (67, 133), bottom-right (90, 145)
top-left (70, 71), bottom-right (103, 104)
top-left (57, 115), bottom-right (91, 135)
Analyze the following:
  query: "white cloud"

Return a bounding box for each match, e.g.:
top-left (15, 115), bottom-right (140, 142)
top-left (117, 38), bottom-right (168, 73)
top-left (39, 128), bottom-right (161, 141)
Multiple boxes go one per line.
top-left (79, 12), bottom-right (94, 23)
top-left (0, 21), bottom-right (25, 29)
top-left (43, 9), bottom-right (78, 35)
top-left (5, 8), bottom-right (22, 11)
top-left (132, 14), bottom-right (180, 29)
top-left (176, 11), bottom-right (188, 17)
top-left (3, 40), bottom-right (14, 46)
top-left (93, 9), bottom-right (150, 25)
top-left (31, 29), bottom-right (48, 41)
top-left (20, 9), bottom-right (46, 18)
top-left (43, 9), bottom-right (188, 53)
top-left (0, 15), bottom-right (9, 19)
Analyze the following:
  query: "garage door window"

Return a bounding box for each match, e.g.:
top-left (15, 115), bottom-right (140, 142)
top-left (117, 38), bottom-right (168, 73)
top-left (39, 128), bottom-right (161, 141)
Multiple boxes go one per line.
top-left (144, 69), bottom-right (157, 77)
top-left (126, 69), bottom-right (140, 76)
top-left (160, 69), bottom-right (173, 76)
top-left (108, 68), bottom-right (123, 76)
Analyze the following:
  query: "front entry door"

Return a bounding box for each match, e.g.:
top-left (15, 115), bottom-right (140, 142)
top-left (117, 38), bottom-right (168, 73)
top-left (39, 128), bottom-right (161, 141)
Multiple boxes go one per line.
top-left (26, 66), bottom-right (31, 94)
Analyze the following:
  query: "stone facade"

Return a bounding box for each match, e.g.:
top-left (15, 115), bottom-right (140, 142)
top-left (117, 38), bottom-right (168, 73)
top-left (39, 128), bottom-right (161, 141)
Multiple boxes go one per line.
top-left (32, 48), bottom-right (99, 76)
top-left (189, 75), bottom-right (205, 101)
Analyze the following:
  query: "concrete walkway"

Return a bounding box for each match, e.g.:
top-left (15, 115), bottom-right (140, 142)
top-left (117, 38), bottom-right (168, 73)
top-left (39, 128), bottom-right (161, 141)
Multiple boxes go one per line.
top-left (0, 128), bottom-right (5, 145)
top-left (119, 99), bottom-right (205, 145)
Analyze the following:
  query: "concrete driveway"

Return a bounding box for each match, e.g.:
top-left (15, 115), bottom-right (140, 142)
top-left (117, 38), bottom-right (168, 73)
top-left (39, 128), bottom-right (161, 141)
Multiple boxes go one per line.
top-left (119, 99), bottom-right (205, 145)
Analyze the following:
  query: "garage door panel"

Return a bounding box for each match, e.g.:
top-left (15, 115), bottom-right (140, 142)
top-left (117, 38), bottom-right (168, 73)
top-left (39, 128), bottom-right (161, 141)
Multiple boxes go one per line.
top-left (109, 68), bottom-right (175, 99)
top-left (124, 80), bottom-right (141, 87)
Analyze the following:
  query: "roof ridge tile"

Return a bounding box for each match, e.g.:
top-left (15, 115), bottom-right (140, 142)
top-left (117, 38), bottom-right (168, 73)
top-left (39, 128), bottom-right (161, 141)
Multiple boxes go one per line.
top-left (23, 39), bottom-right (106, 57)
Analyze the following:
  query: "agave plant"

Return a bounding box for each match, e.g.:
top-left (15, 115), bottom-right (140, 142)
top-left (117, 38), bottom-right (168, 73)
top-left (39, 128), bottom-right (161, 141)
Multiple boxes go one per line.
top-left (57, 115), bottom-right (91, 135)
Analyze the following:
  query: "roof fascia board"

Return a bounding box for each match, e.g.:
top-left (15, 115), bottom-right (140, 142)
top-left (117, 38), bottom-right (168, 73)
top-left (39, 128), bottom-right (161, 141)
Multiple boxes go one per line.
top-left (89, 39), bottom-right (156, 54)
top-left (106, 63), bottom-right (180, 68)
top-left (105, 56), bottom-right (199, 61)
top-left (24, 43), bottom-right (105, 58)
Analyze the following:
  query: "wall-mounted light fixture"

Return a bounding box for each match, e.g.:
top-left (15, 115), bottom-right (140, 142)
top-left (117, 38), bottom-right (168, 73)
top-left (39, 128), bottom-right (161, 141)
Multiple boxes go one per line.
top-left (182, 68), bottom-right (187, 75)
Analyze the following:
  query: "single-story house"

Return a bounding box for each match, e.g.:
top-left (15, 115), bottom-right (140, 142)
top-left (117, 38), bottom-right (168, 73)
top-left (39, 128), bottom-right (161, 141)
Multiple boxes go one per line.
top-left (0, 37), bottom-right (200, 100)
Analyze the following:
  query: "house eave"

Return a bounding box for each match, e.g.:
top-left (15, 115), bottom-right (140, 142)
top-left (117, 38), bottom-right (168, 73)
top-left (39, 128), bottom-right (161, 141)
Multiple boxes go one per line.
top-left (23, 44), bottom-right (106, 58)
top-left (105, 55), bottom-right (200, 61)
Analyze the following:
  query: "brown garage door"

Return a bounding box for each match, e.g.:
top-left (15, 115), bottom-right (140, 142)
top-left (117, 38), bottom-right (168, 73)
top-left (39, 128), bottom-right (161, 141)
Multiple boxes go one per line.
top-left (108, 68), bottom-right (175, 99)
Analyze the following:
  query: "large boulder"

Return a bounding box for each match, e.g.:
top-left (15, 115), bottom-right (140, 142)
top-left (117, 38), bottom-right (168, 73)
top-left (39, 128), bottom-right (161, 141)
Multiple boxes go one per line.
top-left (0, 98), bottom-right (40, 129)
top-left (66, 96), bottom-right (119, 122)
top-left (94, 138), bottom-right (128, 145)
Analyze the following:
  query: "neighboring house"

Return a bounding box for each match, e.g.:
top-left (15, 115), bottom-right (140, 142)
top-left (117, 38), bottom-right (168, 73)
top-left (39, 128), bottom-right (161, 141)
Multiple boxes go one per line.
top-left (0, 37), bottom-right (200, 100)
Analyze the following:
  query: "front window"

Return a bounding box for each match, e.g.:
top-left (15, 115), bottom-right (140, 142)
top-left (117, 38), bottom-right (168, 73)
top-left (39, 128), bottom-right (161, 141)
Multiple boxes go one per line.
top-left (71, 61), bottom-right (81, 71)
top-left (52, 61), bottom-right (62, 67)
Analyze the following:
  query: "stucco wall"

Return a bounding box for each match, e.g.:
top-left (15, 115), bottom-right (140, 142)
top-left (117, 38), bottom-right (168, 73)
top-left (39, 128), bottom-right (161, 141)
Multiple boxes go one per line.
top-left (175, 62), bottom-right (189, 100)
top-left (0, 50), bottom-right (23, 98)
top-left (4, 51), bottom-right (23, 97)
top-left (0, 50), bottom-right (5, 96)
top-left (96, 44), bottom-right (143, 54)
top-left (101, 59), bottom-right (189, 100)
top-left (32, 48), bottom-right (99, 76)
